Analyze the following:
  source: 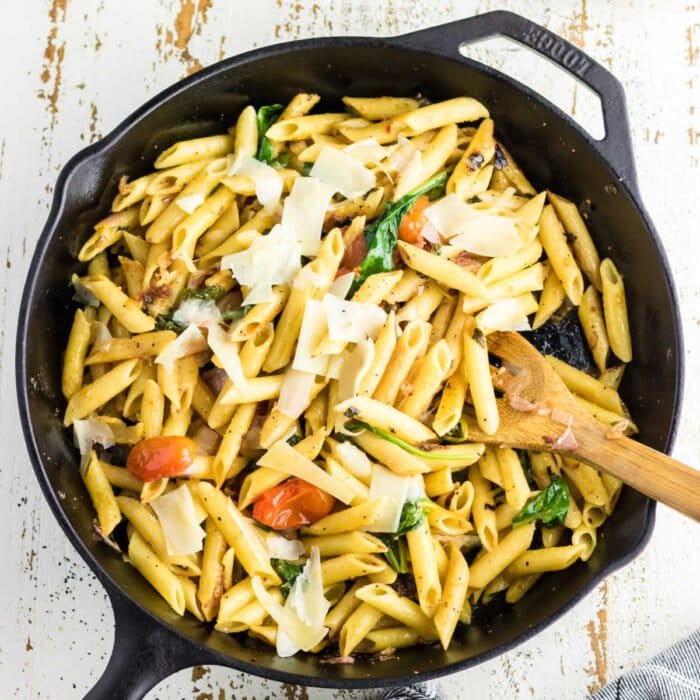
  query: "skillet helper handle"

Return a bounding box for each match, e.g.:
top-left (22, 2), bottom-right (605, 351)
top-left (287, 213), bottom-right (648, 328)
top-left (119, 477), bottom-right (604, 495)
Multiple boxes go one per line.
top-left (573, 419), bottom-right (700, 522)
top-left (83, 587), bottom-right (210, 700)
top-left (396, 10), bottom-right (638, 191)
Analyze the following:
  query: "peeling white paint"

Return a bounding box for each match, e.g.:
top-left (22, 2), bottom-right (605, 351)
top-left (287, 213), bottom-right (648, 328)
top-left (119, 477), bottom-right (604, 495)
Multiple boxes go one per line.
top-left (1, 1), bottom-right (700, 698)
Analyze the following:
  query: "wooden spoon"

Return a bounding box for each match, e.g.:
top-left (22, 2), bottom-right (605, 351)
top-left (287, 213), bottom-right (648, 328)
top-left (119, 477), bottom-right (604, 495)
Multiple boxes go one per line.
top-left (464, 331), bottom-right (700, 522)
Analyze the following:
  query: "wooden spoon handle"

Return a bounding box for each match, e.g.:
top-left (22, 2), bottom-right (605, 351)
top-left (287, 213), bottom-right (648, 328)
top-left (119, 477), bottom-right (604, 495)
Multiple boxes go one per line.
top-left (574, 425), bottom-right (700, 522)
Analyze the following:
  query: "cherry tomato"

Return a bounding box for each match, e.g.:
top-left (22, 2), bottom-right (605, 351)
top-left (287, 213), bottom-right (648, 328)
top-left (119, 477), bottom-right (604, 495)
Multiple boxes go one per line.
top-left (126, 436), bottom-right (197, 482)
top-left (252, 478), bottom-right (335, 530)
top-left (339, 232), bottom-right (368, 271)
top-left (398, 196), bottom-right (431, 244)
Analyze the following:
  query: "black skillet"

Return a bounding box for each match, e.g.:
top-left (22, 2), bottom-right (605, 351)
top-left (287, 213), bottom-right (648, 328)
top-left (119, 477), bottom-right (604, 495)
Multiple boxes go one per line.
top-left (16, 10), bottom-right (683, 698)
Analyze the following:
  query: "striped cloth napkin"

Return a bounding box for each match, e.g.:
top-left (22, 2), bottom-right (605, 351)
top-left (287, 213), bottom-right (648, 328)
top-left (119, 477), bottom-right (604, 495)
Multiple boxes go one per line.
top-left (382, 629), bottom-right (700, 699)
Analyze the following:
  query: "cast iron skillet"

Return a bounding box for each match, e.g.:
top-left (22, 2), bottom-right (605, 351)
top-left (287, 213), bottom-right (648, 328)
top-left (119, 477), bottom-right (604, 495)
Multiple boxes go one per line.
top-left (16, 10), bottom-right (683, 698)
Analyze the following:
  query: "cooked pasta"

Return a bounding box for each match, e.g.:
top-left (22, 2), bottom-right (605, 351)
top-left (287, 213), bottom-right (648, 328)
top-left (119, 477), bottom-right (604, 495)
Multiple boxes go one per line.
top-left (62, 92), bottom-right (635, 660)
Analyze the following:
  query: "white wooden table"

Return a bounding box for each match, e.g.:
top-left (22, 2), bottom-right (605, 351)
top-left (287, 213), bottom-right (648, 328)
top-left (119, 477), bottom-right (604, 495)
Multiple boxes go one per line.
top-left (2, 1), bottom-right (699, 698)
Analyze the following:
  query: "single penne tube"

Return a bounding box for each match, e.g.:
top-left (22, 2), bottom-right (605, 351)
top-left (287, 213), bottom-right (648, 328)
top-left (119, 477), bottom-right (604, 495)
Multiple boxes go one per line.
top-left (238, 324), bottom-right (275, 377)
top-left (301, 499), bottom-right (385, 536)
top-left (301, 531), bottom-right (388, 558)
top-left (162, 405), bottom-right (193, 438)
top-left (82, 451), bottom-right (121, 535)
top-left (78, 275), bottom-right (155, 333)
top-left (146, 158), bottom-right (212, 196)
top-left (343, 96), bottom-right (420, 120)
top-left (393, 97), bottom-right (489, 135)
top-left (197, 518), bottom-right (228, 621)
top-left (339, 602), bottom-right (384, 656)
top-left (119, 256), bottom-right (145, 300)
top-left (384, 270), bottom-right (424, 304)
top-left (443, 297), bottom-right (467, 374)
top-left (494, 502), bottom-right (521, 531)
top-left (449, 482), bottom-right (475, 519)
top-left (198, 482), bottom-right (279, 585)
top-left (213, 403), bottom-right (257, 486)
top-left (139, 194), bottom-right (172, 226)
top-left (62, 309), bottom-right (91, 399)
top-left (141, 378), bottom-right (165, 439)
top-left (231, 105), bottom-right (258, 163)
top-left (406, 520), bottom-right (442, 616)
top-left (324, 186), bottom-right (385, 230)
top-left (321, 553), bottom-right (387, 586)
top-left (216, 578), bottom-right (255, 627)
top-left (582, 501), bottom-right (608, 529)
top-left (571, 523), bottom-right (597, 561)
top-left (544, 355), bottom-right (625, 414)
top-left (505, 574), bottom-right (541, 604)
top-left (541, 524), bottom-right (564, 549)
top-left (398, 241), bottom-right (487, 298)
top-left (357, 310), bottom-right (397, 397)
top-left (335, 395), bottom-right (436, 443)
top-left (477, 240), bottom-right (543, 285)
top-left (64, 359), bottom-right (141, 425)
top-left (470, 463), bottom-right (498, 551)
top-left (463, 318), bottom-right (499, 436)
top-left (496, 447), bottom-right (531, 510)
top-left (427, 502), bottom-right (472, 536)
top-left (237, 467), bottom-right (287, 510)
top-left (195, 200), bottom-right (240, 257)
top-left (356, 583), bottom-right (437, 639)
top-left (398, 339), bottom-right (451, 418)
top-left (122, 231), bottom-right (150, 267)
top-left (338, 119), bottom-right (403, 145)
top-left (85, 330), bottom-right (176, 365)
top-left (265, 113), bottom-right (347, 141)
top-left (350, 431), bottom-right (430, 475)
top-left (356, 627), bottom-right (422, 653)
top-left (350, 270), bottom-right (403, 304)
top-left (538, 204), bottom-right (583, 305)
top-left (504, 544), bottom-right (584, 577)
top-left (278, 93), bottom-right (320, 121)
top-left (101, 462), bottom-right (143, 492)
top-left (228, 286), bottom-right (289, 341)
top-left (215, 596), bottom-right (272, 634)
top-left (532, 265), bottom-right (566, 329)
top-left (372, 319), bottom-right (430, 405)
top-left (600, 258), bottom-right (633, 362)
top-left (429, 293), bottom-right (459, 346)
top-left (446, 118), bottom-right (495, 199)
top-left (219, 375), bottom-right (284, 405)
top-left (560, 459), bottom-right (609, 507)
top-left (578, 284), bottom-right (610, 373)
top-left (433, 368), bottom-right (467, 437)
top-left (128, 531), bottom-right (186, 615)
top-left (179, 576), bottom-right (205, 621)
top-left (433, 545), bottom-right (470, 649)
top-left (395, 281), bottom-right (445, 324)
top-left (548, 191), bottom-right (602, 290)
top-left (424, 468), bottom-right (454, 498)
top-left (113, 173), bottom-right (157, 211)
top-left (469, 522), bottom-right (536, 590)
top-left (154, 134), bottom-right (234, 169)
top-left (601, 473), bottom-right (624, 515)
top-left (191, 377), bottom-right (216, 424)
top-left (78, 207), bottom-right (139, 261)
top-left (117, 495), bottom-right (170, 562)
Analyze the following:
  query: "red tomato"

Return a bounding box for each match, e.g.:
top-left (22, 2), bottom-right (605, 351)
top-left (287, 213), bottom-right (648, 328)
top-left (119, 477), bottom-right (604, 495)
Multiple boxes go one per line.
top-left (340, 233), bottom-right (368, 271)
top-left (126, 436), bottom-right (197, 482)
top-left (252, 478), bottom-right (335, 530)
top-left (398, 196), bottom-right (431, 244)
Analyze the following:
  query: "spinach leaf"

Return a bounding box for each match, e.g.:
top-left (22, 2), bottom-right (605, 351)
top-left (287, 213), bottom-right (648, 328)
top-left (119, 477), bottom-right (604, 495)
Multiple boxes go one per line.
top-left (396, 499), bottom-right (430, 536)
top-left (181, 285), bottom-right (227, 303)
top-left (378, 534), bottom-right (409, 574)
top-left (271, 558), bottom-right (305, 597)
top-left (443, 417), bottom-right (469, 444)
top-left (348, 171), bottom-right (447, 296)
top-left (256, 104), bottom-right (284, 165)
top-left (154, 315), bottom-right (186, 333)
top-left (221, 305), bottom-right (251, 323)
top-left (377, 499), bottom-right (430, 573)
top-left (344, 418), bottom-right (474, 461)
top-left (512, 474), bottom-right (570, 527)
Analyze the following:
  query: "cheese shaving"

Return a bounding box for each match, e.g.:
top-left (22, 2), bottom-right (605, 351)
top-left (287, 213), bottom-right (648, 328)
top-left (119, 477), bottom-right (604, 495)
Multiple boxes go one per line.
top-left (229, 156), bottom-right (283, 207)
top-left (172, 298), bottom-right (222, 328)
top-left (278, 369), bottom-right (318, 418)
top-left (176, 193), bottom-right (205, 214)
top-left (310, 147), bottom-right (376, 198)
top-left (281, 177), bottom-right (334, 256)
top-left (150, 485), bottom-right (205, 556)
top-left (206, 324), bottom-right (248, 392)
top-left (322, 294), bottom-right (387, 344)
top-left (155, 324), bottom-right (208, 374)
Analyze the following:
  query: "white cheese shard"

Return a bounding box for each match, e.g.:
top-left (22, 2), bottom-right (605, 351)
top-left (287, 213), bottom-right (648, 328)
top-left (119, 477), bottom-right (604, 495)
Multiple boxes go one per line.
top-left (337, 339), bottom-right (375, 403)
top-left (251, 546), bottom-right (330, 657)
top-left (425, 193), bottom-right (522, 257)
top-left (322, 294), bottom-right (387, 344)
top-left (150, 484), bottom-right (205, 556)
top-left (206, 323), bottom-right (248, 392)
top-left (221, 225), bottom-right (301, 305)
top-left (343, 137), bottom-right (391, 165)
top-left (310, 146), bottom-right (376, 199)
top-left (281, 176), bottom-right (334, 257)
top-left (172, 298), bottom-right (222, 328)
top-left (176, 193), bottom-right (205, 214)
top-left (155, 324), bottom-right (208, 374)
top-left (368, 465), bottom-right (424, 533)
top-left (229, 156), bottom-right (283, 207)
top-left (278, 368), bottom-right (319, 419)
top-left (292, 299), bottom-right (332, 376)
top-left (266, 534), bottom-right (305, 561)
top-left (329, 272), bottom-right (355, 299)
top-left (73, 417), bottom-right (115, 467)
top-left (71, 274), bottom-right (99, 307)
top-left (476, 299), bottom-right (532, 334)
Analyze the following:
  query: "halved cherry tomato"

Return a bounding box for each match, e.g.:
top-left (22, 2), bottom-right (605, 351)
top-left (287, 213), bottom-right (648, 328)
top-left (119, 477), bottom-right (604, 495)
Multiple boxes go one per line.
top-left (252, 478), bottom-right (335, 530)
top-left (126, 436), bottom-right (197, 482)
top-left (397, 195), bottom-right (431, 244)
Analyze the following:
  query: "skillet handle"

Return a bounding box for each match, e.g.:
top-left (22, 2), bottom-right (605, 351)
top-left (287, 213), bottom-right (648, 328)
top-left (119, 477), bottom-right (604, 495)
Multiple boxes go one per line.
top-left (395, 10), bottom-right (638, 191)
top-left (83, 586), bottom-right (214, 700)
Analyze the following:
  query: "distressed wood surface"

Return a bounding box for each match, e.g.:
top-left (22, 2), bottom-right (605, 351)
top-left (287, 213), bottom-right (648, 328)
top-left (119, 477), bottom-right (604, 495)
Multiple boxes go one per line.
top-left (2, 1), bottom-right (699, 698)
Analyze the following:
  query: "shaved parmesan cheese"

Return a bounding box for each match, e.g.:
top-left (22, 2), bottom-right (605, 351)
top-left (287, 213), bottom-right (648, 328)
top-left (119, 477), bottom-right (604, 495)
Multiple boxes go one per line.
top-left (311, 147), bottom-right (376, 198)
top-left (368, 465), bottom-right (424, 533)
top-left (281, 177), bottom-right (334, 256)
top-left (343, 137), bottom-right (391, 164)
top-left (73, 417), bottom-right (114, 467)
top-left (251, 546), bottom-right (330, 656)
top-left (322, 294), bottom-right (386, 344)
top-left (172, 298), bottom-right (222, 328)
top-left (266, 534), bottom-right (305, 561)
top-left (329, 272), bottom-right (355, 299)
top-left (338, 339), bottom-right (375, 402)
top-left (476, 299), bottom-right (533, 334)
top-left (221, 225), bottom-right (301, 305)
top-left (229, 156), bottom-right (283, 207)
top-left (279, 369), bottom-right (318, 418)
top-left (293, 299), bottom-right (332, 376)
top-left (176, 193), bottom-right (205, 214)
top-left (155, 324), bottom-right (208, 374)
top-left (207, 324), bottom-right (247, 392)
top-left (150, 485), bottom-right (205, 556)
top-left (90, 321), bottom-right (112, 350)
top-left (426, 193), bottom-right (523, 257)
top-left (386, 138), bottom-right (416, 173)
top-left (71, 274), bottom-right (99, 307)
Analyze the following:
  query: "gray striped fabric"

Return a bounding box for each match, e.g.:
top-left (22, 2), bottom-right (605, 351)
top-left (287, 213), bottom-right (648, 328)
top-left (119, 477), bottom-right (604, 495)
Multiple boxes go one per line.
top-left (382, 629), bottom-right (700, 700)
top-left (592, 628), bottom-right (700, 700)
